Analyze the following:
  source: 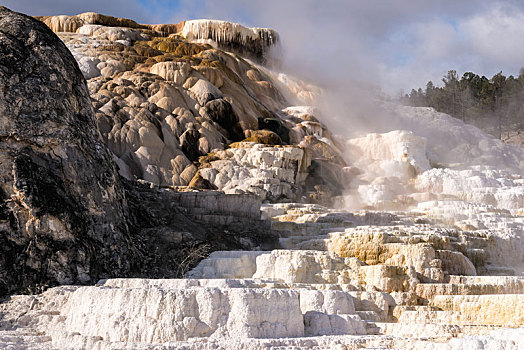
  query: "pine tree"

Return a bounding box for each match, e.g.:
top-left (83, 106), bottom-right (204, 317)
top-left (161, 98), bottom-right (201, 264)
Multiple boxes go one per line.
top-left (400, 69), bottom-right (524, 139)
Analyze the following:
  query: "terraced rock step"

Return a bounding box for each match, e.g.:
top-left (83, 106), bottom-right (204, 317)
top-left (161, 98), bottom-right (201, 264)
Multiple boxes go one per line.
top-left (431, 294), bottom-right (524, 325)
top-left (1, 276), bottom-right (523, 349)
top-left (3, 199), bottom-right (524, 348)
top-left (0, 331), bottom-right (52, 350)
top-left (416, 280), bottom-right (524, 299)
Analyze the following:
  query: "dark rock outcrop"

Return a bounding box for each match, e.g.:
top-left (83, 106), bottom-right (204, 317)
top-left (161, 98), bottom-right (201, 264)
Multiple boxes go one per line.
top-left (258, 117), bottom-right (290, 144)
top-left (203, 99), bottom-right (243, 142)
top-left (125, 181), bottom-right (278, 278)
top-left (0, 7), bottom-right (135, 295)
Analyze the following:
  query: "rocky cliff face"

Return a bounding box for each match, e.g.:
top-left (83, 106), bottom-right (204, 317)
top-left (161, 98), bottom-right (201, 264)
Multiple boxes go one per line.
top-left (36, 12), bottom-right (183, 36)
top-left (36, 13), bottom-right (278, 63)
top-left (180, 19), bottom-right (279, 63)
top-left (34, 10), bottom-right (344, 205)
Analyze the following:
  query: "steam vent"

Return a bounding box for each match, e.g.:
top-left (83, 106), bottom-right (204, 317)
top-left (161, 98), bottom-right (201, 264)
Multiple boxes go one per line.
top-left (1, 6), bottom-right (524, 350)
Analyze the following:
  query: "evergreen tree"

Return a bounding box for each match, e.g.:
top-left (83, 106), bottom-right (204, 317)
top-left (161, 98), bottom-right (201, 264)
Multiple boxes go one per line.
top-left (401, 69), bottom-right (524, 140)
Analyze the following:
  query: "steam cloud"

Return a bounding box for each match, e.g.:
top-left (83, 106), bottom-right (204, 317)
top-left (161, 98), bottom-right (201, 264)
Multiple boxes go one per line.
top-left (197, 1), bottom-right (524, 97)
top-left (7, 0), bottom-right (524, 98)
top-left (194, 0), bottom-right (524, 210)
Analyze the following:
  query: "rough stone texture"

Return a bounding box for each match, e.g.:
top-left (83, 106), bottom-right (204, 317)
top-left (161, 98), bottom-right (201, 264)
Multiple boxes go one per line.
top-left (303, 311), bottom-right (366, 336)
top-left (0, 7), bottom-right (135, 295)
top-left (36, 13), bottom-right (346, 205)
top-left (60, 286), bottom-right (304, 342)
top-left (122, 182), bottom-right (279, 279)
top-left (199, 142), bottom-right (309, 201)
top-left (66, 37), bottom-right (295, 188)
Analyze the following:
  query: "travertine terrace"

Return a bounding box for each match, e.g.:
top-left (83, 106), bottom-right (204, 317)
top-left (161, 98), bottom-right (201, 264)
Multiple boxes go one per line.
top-left (0, 7), bottom-right (523, 350)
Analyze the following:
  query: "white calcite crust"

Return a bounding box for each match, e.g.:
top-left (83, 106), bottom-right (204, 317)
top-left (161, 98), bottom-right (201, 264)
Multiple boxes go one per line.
top-left (347, 130), bottom-right (431, 178)
top-left (62, 286), bottom-right (304, 341)
top-left (181, 19), bottom-right (278, 50)
top-left (200, 143), bottom-right (309, 201)
top-left (342, 104), bottom-right (524, 210)
top-left (2, 11), bottom-right (524, 350)
top-left (150, 61), bottom-right (192, 85)
top-left (416, 167), bottom-right (524, 210)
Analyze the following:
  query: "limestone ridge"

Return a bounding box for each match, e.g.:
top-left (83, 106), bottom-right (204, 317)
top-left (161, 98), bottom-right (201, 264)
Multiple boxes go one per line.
top-left (0, 7), bottom-right (134, 294)
top-left (36, 12), bottom-right (184, 36)
top-left (181, 19), bottom-right (279, 63)
top-left (36, 13), bottom-right (279, 63)
top-left (38, 10), bottom-right (340, 203)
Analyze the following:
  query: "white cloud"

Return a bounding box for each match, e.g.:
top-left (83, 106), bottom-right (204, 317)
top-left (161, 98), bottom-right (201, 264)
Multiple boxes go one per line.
top-left (378, 2), bottom-right (524, 94)
top-left (459, 4), bottom-right (524, 72)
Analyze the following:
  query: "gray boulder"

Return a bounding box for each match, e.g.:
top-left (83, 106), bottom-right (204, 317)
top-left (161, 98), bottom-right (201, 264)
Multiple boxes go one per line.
top-left (0, 7), bottom-right (135, 295)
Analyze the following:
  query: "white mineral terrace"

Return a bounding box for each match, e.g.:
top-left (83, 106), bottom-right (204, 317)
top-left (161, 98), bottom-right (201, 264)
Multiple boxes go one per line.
top-left (1, 197), bottom-right (523, 349)
top-left (2, 104), bottom-right (524, 348)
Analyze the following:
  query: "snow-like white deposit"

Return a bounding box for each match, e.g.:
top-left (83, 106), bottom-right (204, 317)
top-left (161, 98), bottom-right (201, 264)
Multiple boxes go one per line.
top-left (59, 33), bottom-right (128, 79)
top-left (392, 105), bottom-right (524, 171)
top-left (416, 168), bottom-right (524, 210)
top-left (199, 143), bottom-right (307, 201)
top-left (341, 104), bottom-right (524, 210)
top-left (349, 130), bottom-right (429, 169)
top-left (348, 130), bottom-right (431, 179)
top-left (181, 19), bottom-right (278, 48)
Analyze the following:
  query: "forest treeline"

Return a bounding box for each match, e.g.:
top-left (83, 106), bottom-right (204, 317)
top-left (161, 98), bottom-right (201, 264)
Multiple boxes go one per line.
top-left (400, 70), bottom-right (524, 140)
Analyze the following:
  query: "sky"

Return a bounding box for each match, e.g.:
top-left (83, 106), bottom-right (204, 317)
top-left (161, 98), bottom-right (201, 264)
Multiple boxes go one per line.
top-left (4, 0), bottom-right (524, 96)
